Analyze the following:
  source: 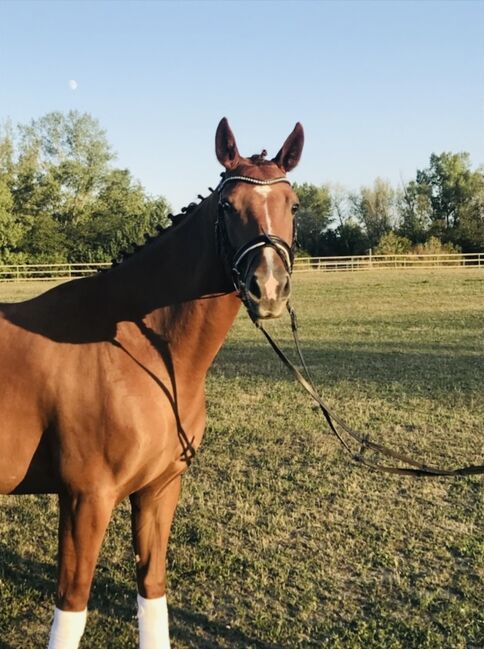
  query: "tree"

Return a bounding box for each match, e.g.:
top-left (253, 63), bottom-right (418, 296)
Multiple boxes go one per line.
top-left (416, 152), bottom-right (476, 229)
top-left (321, 219), bottom-right (368, 256)
top-left (293, 182), bottom-right (332, 255)
top-left (0, 126), bottom-right (26, 263)
top-left (16, 111), bottom-right (114, 226)
top-left (397, 181), bottom-right (432, 243)
top-left (325, 184), bottom-right (369, 255)
top-left (413, 236), bottom-right (461, 255)
top-left (0, 177), bottom-right (26, 263)
top-left (374, 231), bottom-right (412, 255)
top-left (0, 111), bottom-right (170, 264)
top-left (455, 176), bottom-right (484, 252)
top-left (350, 178), bottom-right (396, 249)
top-left (70, 169), bottom-right (170, 262)
top-left (0, 123), bottom-right (14, 181)
top-left (399, 152), bottom-right (484, 251)
top-left (22, 213), bottom-right (68, 263)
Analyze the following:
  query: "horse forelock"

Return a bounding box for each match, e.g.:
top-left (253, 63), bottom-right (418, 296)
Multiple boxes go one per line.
top-left (248, 149), bottom-right (270, 165)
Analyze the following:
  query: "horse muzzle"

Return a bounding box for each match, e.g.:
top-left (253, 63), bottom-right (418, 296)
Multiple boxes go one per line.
top-left (241, 247), bottom-right (292, 320)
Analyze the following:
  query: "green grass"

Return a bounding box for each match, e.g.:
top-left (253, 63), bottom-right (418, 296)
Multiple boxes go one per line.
top-left (1, 269), bottom-right (483, 648)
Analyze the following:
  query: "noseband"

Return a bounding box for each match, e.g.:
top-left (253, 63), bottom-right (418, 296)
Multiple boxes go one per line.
top-left (215, 175), bottom-right (296, 307)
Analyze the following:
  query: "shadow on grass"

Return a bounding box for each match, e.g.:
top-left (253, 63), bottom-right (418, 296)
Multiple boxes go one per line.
top-left (0, 541), bottom-right (285, 649)
top-left (212, 339), bottom-right (483, 394)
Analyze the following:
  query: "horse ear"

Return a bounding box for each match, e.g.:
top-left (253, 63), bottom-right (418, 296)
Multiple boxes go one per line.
top-left (215, 117), bottom-right (240, 171)
top-left (273, 123), bottom-right (304, 172)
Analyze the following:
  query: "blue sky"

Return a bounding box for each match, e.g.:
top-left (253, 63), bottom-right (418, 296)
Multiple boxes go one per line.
top-left (1, 0), bottom-right (483, 211)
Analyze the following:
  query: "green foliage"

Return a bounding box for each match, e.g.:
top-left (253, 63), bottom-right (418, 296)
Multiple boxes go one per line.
top-left (413, 236), bottom-right (461, 256)
top-left (293, 182), bottom-right (333, 255)
top-left (68, 170), bottom-right (170, 262)
top-left (0, 111), bottom-right (170, 265)
top-left (321, 219), bottom-right (369, 256)
top-left (0, 123), bottom-right (14, 180)
top-left (402, 152), bottom-right (484, 251)
top-left (416, 152), bottom-right (474, 229)
top-left (22, 213), bottom-right (69, 263)
top-left (452, 173), bottom-right (484, 252)
top-left (0, 180), bottom-right (17, 245)
top-left (398, 181), bottom-right (432, 243)
top-left (375, 231), bottom-right (412, 255)
top-left (17, 111), bottom-right (113, 216)
top-left (0, 126), bottom-right (27, 263)
top-left (351, 178), bottom-right (396, 248)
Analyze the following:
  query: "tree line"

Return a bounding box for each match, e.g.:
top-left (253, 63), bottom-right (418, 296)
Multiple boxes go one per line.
top-left (295, 152), bottom-right (484, 257)
top-left (0, 111), bottom-right (483, 266)
top-left (0, 111), bottom-right (170, 265)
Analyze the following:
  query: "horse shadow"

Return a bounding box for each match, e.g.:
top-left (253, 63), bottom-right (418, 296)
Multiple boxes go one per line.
top-left (212, 337), bottom-right (483, 395)
top-left (0, 542), bottom-right (284, 649)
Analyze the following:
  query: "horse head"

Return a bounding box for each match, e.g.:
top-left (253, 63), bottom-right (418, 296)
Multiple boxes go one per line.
top-left (215, 117), bottom-right (304, 320)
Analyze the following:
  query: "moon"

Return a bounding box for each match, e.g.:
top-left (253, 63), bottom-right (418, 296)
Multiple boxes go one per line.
top-left (68, 80), bottom-right (78, 91)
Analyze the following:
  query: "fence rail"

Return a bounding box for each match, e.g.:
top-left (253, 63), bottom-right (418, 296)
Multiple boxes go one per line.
top-left (0, 262), bottom-right (111, 282)
top-left (292, 252), bottom-right (484, 272)
top-left (0, 253), bottom-right (483, 281)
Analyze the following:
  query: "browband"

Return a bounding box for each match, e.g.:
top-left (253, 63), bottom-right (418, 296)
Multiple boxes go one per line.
top-left (217, 175), bottom-right (291, 193)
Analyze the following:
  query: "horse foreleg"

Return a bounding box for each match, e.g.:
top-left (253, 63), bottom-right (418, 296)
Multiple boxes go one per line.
top-left (130, 475), bottom-right (181, 649)
top-left (47, 490), bottom-right (114, 649)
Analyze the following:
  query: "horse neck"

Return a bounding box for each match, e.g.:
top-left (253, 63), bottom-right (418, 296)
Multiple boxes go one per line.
top-left (107, 192), bottom-right (224, 304)
top-left (105, 191), bottom-right (241, 377)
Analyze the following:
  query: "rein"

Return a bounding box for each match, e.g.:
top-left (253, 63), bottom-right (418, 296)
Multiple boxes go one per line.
top-left (255, 306), bottom-right (484, 478)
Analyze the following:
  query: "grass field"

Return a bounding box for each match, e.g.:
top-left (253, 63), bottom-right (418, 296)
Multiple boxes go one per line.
top-left (0, 269), bottom-right (483, 648)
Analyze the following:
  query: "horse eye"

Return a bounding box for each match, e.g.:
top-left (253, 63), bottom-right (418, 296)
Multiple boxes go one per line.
top-left (222, 200), bottom-right (234, 212)
top-left (291, 203), bottom-right (300, 214)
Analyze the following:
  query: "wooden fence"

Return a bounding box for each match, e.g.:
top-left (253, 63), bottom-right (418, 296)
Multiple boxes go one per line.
top-left (292, 252), bottom-right (484, 273)
top-left (0, 262), bottom-right (110, 281)
top-left (0, 253), bottom-right (483, 281)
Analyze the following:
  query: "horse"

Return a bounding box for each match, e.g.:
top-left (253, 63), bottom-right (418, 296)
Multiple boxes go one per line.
top-left (0, 117), bottom-right (304, 648)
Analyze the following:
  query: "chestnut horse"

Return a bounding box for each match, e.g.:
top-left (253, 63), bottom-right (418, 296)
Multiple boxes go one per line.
top-left (0, 118), bottom-right (304, 648)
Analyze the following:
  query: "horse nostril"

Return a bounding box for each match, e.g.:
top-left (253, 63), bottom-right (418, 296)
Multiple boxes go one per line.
top-left (281, 276), bottom-right (291, 298)
top-left (248, 275), bottom-right (261, 300)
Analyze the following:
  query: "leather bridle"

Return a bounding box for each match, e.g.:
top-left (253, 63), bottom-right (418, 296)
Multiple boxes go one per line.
top-left (215, 174), bottom-right (296, 316)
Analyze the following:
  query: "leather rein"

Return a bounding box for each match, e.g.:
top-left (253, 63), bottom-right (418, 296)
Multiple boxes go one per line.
top-left (215, 175), bottom-right (484, 478)
top-left (256, 307), bottom-right (484, 477)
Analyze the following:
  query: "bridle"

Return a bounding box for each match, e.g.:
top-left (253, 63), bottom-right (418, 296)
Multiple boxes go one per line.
top-left (215, 174), bottom-right (296, 315)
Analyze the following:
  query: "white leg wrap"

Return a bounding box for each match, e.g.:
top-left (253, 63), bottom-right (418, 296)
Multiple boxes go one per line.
top-left (47, 607), bottom-right (87, 649)
top-left (137, 594), bottom-right (171, 649)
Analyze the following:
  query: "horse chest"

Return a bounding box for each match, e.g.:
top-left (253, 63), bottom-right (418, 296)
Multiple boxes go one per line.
top-left (49, 341), bottom-right (207, 493)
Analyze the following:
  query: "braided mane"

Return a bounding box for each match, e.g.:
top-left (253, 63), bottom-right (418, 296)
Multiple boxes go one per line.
top-left (104, 189), bottom-right (214, 271)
